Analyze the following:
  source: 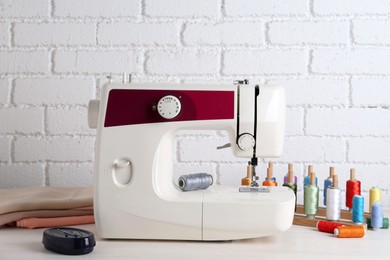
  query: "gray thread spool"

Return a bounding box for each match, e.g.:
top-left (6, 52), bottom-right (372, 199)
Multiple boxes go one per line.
top-left (178, 173), bottom-right (213, 191)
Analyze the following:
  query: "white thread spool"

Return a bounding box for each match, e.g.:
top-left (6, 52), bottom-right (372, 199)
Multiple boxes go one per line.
top-left (326, 175), bottom-right (341, 221)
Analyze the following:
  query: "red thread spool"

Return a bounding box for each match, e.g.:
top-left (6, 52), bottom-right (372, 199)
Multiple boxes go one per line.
top-left (317, 220), bottom-right (345, 233)
top-left (346, 169), bottom-right (361, 209)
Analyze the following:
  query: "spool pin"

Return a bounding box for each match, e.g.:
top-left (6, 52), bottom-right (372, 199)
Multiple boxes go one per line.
top-left (323, 167), bottom-right (334, 206)
top-left (262, 162), bottom-right (277, 186)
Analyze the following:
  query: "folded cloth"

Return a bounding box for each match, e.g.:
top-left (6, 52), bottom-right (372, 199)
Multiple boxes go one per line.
top-left (0, 186), bottom-right (93, 215)
top-left (0, 206), bottom-right (93, 227)
top-left (16, 215), bottom-right (95, 229)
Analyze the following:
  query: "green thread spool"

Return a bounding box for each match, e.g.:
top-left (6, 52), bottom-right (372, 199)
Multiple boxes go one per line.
top-left (304, 172), bottom-right (319, 218)
top-left (366, 217), bottom-right (389, 229)
top-left (283, 163), bottom-right (297, 210)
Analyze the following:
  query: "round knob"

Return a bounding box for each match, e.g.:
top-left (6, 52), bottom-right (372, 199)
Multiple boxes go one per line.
top-left (157, 95), bottom-right (181, 119)
top-left (237, 133), bottom-right (255, 151)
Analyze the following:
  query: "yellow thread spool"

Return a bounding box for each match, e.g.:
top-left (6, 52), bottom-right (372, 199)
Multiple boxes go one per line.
top-left (369, 187), bottom-right (382, 213)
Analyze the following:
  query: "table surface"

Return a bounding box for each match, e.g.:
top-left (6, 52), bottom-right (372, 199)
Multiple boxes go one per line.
top-left (1, 222), bottom-right (389, 260)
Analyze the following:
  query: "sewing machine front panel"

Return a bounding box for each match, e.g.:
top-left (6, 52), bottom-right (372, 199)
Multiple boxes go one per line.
top-left (104, 89), bottom-right (235, 127)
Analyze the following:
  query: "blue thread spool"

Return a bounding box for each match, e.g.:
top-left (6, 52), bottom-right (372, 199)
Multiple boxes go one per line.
top-left (352, 195), bottom-right (364, 224)
top-left (371, 202), bottom-right (383, 231)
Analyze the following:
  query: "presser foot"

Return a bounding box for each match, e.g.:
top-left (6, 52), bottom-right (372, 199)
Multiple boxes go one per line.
top-left (239, 187), bottom-right (270, 193)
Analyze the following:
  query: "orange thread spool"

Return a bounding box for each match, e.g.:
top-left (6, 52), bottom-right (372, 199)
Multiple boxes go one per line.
top-left (317, 220), bottom-right (344, 233)
top-left (334, 226), bottom-right (365, 238)
top-left (346, 169), bottom-right (361, 209)
top-left (241, 178), bottom-right (251, 186)
top-left (262, 166), bottom-right (278, 186)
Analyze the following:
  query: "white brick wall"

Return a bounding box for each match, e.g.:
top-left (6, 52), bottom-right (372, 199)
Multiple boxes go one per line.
top-left (0, 79), bottom-right (9, 104)
top-left (183, 22), bottom-right (264, 46)
top-left (98, 22), bottom-right (178, 46)
top-left (269, 21), bottom-right (349, 45)
top-left (0, 0), bottom-right (389, 208)
top-left (0, 51), bottom-right (49, 73)
top-left (0, 108), bottom-right (44, 134)
top-left (0, 22), bottom-right (9, 46)
top-left (54, 0), bottom-right (139, 17)
top-left (14, 78), bottom-right (95, 105)
top-left (224, 50), bottom-right (307, 75)
top-left (14, 23), bottom-right (96, 46)
top-left (0, 0), bottom-right (49, 17)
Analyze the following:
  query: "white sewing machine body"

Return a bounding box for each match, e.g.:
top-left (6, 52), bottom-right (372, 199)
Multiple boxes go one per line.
top-left (89, 81), bottom-right (295, 241)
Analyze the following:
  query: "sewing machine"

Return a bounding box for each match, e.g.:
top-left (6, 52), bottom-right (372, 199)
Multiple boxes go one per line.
top-left (88, 78), bottom-right (295, 240)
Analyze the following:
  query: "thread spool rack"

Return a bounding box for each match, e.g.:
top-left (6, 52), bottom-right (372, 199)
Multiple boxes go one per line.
top-left (293, 205), bottom-right (370, 228)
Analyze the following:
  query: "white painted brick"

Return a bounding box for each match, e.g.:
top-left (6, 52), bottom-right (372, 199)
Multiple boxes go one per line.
top-left (0, 51), bottom-right (49, 73)
top-left (14, 136), bottom-right (94, 162)
top-left (0, 0), bottom-right (49, 17)
top-left (218, 163), bottom-right (248, 186)
top-left (276, 137), bottom-right (345, 163)
top-left (268, 21), bottom-right (349, 45)
top-left (145, 0), bottom-right (219, 17)
top-left (349, 138), bottom-right (390, 163)
top-left (224, 50), bottom-right (307, 75)
top-left (306, 108), bottom-right (390, 136)
top-left (312, 49), bottom-right (390, 74)
top-left (314, 0), bottom-right (390, 15)
top-left (55, 50), bottom-right (142, 74)
top-left (14, 78), bottom-right (94, 105)
top-left (147, 50), bottom-right (219, 75)
top-left (352, 78), bottom-right (390, 106)
top-left (354, 20), bottom-right (390, 45)
top-left (55, 0), bottom-right (139, 17)
top-left (286, 108), bottom-right (304, 136)
top-left (225, 0), bottom-right (308, 16)
top-left (98, 22), bottom-right (177, 45)
top-left (0, 108), bottom-right (43, 134)
top-left (0, 136), bottom-right (11, 162)
top-left (0, 79), bottom-right (8, 104)
top-left (179, 137), bottom-right (247, 163)
top-left (0, 22), bottom-right (9, 45)
top-left (184, 22), bottom-right (263, 46)
top-left (267, 78), bottom-right (348, 106)
top-left (0, 164), bottom-right (45, 188)
top-left (47, 107), bottom-right (94, 135)
top-left (48, 163), bottom-right (93, 187)
top-left (14, 23), bottom-right (96, 46)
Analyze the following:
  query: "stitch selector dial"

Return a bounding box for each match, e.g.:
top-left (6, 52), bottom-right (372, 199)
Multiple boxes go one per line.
top-left (157, 95), bottom-right (181, 119)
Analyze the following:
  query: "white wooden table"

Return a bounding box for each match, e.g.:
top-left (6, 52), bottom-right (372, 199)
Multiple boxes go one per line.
top-left (1, 222), bottom-right (389, 260)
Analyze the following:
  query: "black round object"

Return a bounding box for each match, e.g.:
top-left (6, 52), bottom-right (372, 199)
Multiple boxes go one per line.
top-left (42, 227), bottom-right (96, 255)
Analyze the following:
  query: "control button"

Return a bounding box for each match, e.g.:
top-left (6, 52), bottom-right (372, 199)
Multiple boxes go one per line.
top-left (112, 158), bottom-right (132, 186)
top-left (237, 133), bottom-right (255, 151)
top-left (157, 95), bottom-right (181, 119)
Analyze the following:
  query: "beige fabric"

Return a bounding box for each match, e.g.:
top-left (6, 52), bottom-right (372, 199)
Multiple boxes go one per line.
top-left (16, 215), bottom-right (95, 229)
top-left (0, 207), bottom-right (93, 226)
top-left (0, 186), bottom-right (93, 215)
